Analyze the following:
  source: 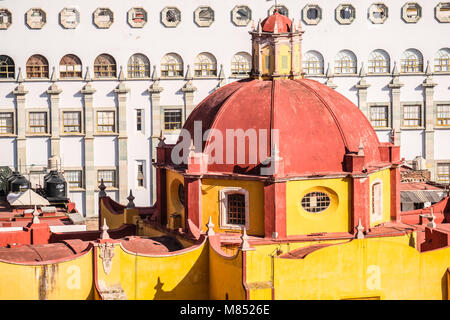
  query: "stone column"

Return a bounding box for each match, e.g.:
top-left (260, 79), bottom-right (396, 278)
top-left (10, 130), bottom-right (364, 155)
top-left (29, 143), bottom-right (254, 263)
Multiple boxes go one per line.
top-left (114, 67), bottom-right (130, 205)
top-left (13, 68), bottom-right (28, 173)
top-left (47, 72), bottom-right (63, 158)
top-left (184, 176), bottom-right (202, 233)
top-left (351, 176), bottom-right (370, 233)
top-left (422, 61), bottom-right (437, 179)
top-left (355, 64), bottom-right (371, 118)
top-left (81, 67), bottom-right (96, 217)
top-left (388, 62), bottom-right (403, 146)
top-left (148, 67), bottom-right (164, 205)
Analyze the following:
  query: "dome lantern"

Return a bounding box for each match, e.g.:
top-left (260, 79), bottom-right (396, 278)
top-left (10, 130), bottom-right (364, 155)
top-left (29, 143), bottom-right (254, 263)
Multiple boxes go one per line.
top-left (250, 9), bottom-right (304, 79)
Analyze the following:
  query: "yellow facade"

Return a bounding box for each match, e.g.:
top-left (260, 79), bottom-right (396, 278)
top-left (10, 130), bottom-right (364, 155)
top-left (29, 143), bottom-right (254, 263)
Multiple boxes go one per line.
top-left (369, 168), bottom-right (391, 227)
top-left (166, 170), bottom-right (185, 230)
top-left (0, 251), bottom-right (94, 300)
top-left (261, 45), bottom-right (275, 75)
top-left (201, 178), bottom-right (265, 236)
top-left (286, 178), bottom-right (352, 235)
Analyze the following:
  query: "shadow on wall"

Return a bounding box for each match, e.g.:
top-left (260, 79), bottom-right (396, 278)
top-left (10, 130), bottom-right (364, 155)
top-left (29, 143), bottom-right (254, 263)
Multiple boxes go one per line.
top-left (144, 246), bottom-right (209, 300)
top-left (441, 271), bottom-right (448, 301)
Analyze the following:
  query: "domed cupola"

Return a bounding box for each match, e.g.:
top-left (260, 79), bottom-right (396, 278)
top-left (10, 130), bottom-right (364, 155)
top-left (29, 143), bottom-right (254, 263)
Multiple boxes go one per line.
top-left (250, 9), bottom-right (303, 79)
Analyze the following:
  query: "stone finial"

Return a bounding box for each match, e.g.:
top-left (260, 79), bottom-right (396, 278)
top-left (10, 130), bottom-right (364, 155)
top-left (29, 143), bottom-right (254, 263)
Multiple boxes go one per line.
top-left (427, 208), bottom-right (436, 229)
top-left (297, 19), bottom-right (303, 32)
top-left (273, 19), bottom-right (279, 33)
top-left (182, 65), bottom-right (197, 93)
top-left (257, 19), bottom-right (262, 33)
top-left (151, 65), bottom-right (159, 81)
top-left (101, 218), bottom-right (110, 239)
top-left (206, 216), bottom-right (215, 236)
top-left (358, 139), bottom-right (365, 156)
top-left (425, 60), bottom-right (432, 76)
top-left (250, 20), bottom-right (255, 31)
top-left (239, 226), bottom-right (252, 251)
top-left (392, 61), bottom-right (399, 76)
top-left (325, 63), bottom-right (337, 89)
top-left (98, 179), bottom-right (107, 198)
top-left (32, 205), bottom-right (40, 224)
top-left (189, 140), bottom-right (196, 158)
top-left (118, 66), bottom-right (125, 81)
top-left (126, 190), bottom-right (135, 208)
top-left (50, 67), bottom-right (58, 82)
top-left (356, 218), bottom-right (365, 239)
top-left (359, 63), bottom-right (366, 77)
top-left (17, 67), bottom-right (24, 83)
top-left (84, 66), bottom-right (92, 82)
top-left (157, 130), bottom-right (166, 147)
top-left (422, 60), bottom-right (436, 88)
top-left (216, 65), bottom-right (226, 89)
top-left (185, 64), bottom-right (193, 81)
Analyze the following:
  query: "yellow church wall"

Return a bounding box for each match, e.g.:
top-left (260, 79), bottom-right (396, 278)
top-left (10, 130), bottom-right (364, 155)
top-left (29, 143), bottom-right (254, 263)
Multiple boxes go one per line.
top-left (277, 44), bottom-right (291, 75)
top-left (100, 198), bottom-right (125, 230)
top-left (201, 178), bottom-right (265, 236)
top-left (118, 240), bottom-right (209, 300)
top-left (209, 244), bottom-right (245, 300)
top-left (286, 178), bottom-right (352, 235)
top-left (261, 45), bottom-right (275, 75)
top-left (0, 251), bottom-right (94, 300)
top-left (369, 169), bottom-right (391, 227)
top-left (166, 170), bottom-right (185, 230)
top-left (270, 235), bottom-right (450, 300)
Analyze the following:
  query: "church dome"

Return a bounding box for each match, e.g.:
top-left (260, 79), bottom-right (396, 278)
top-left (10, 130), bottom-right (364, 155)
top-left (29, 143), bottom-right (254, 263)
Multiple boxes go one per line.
top-left (182, 78), bottom-right (384, 177)
top-left (261, 9), bottom-right (292, 33)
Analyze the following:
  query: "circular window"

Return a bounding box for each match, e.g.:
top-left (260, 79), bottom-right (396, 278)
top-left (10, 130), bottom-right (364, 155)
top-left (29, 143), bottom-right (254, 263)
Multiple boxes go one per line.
top-left (178, 183), bottom-right (185, 206)
top-left (301, 192), bottom-right (330, 213)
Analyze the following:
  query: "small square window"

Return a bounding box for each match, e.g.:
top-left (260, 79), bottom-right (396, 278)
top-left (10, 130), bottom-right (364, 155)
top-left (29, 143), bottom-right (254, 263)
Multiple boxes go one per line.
top-left (98, 170), bottom-right (116, 188)
top-left (437, 163), bottom-right (450, 183)
top-left (164, 109), bottom-right (182, 130)
top-left (437, 104), bottom-right (450, 126)
top-left (29, 112), bottom-right (47, 134)
top-left (137, 161), bottom-right (145, 187)
top-left (63, 111), bottom-right (81, 133)
top-left (402, 105), bottom-right (421, 127)
top-left (97, 111), bottom-right (115, 133)
top-left (370, 106), bottom-right (389, 128)
top-left (65, 170), bottom-right (82, 188)
top-left (0, 112), bottom-right (13, 134)
top-left (136, 109), bottom-right (143, 132)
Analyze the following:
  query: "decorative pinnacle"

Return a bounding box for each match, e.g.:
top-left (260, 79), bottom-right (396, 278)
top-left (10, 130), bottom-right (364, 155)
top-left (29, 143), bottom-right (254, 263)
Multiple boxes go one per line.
top-left (274, 19), bottom-right (279, 33)
top-left (189, 140), bottom-right (196, 157)
top-left (32, 205), bottom-right (40, 224)
top-left (84, 66), bottom-right (92, 82)
top-left (101, 218), bottom-right (110, 240)
top-left (427, 208), bottom-right (436, 229)
top-left (356, 218), bottom-right (365, 239)
top-left (239, 226), bottom-right (252, 251)
top-left (126, 189), bottom-right (135, 208)
top-left (257, 19), bottom-right (262, 33)
top-left (157, 130), bottom-right (166, 147)
top-left (151, 65), bottom-right (159, 81)
top-left (425, 60), bottom-right (432, 76)
top-left (206, 216), bottom-right (215, 236)
top-left (358, 139), bottom-right (365, 156)
top-left (359, 63), bottom-right (366, 77)
top-left (50, 67), bottom-right (58, 82)
top-left (185, 64), bottom-right (193, 80)
top-left (392, 61), bottom-right (399, 76)
top-left (118, 66), bottom-right (125, 81)
top-left (326, 63), bottom-right (334, 78)
top-left (98, 179), bottom-right (107, 198)
top-left (17, 67), bottom-right (24, 83)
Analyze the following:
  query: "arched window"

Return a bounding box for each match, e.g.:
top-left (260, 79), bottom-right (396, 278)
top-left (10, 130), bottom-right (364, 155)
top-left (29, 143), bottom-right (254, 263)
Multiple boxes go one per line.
top-left (371, 181), bottom-right (383, 222)
top-left (303, 50), bottom-right (324, 75)
top-left (194, 52), bottom-right (217, 77)
top-left (127, 53), bottom-right (150, 78)
top-left (334, 50), bottom-right (357, 74)
top-left (26, 55), bottom-right (49, 79)
top-left (400, 49), bottom-right (423, 73)
top-left (0, 55), bottom-right (15, 79)
top-left (434, 48), bottom-right (450, 72)
top-left (59, 54), bottom-right (82, 78)
top-left (368, 49), bottom-right (390, 74)
top-left (94, 54), bottom-right (116, 78)
top-left (160, 53), bottom-right (183, 77)
top-left (231, 52), bottom-right (251, 76)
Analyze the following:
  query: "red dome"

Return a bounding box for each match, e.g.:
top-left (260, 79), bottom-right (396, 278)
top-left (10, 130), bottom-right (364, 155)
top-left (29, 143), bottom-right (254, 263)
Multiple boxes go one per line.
top-left (182, 78), bottom-right (384, 177)
top-left (261, 9), bottom-right (292, 33)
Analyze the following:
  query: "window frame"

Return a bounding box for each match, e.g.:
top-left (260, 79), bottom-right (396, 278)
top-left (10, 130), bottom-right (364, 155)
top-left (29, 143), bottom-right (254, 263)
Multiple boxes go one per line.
top-left (62, 110), bottom-right (82, 134)
top-left (97, 169), bottom-right (117, 188)
top-left (368, 50), bottom-right (390, 74)
top-left (161, 53), bottom-right (184, 78)
top-left (0, 111), bottom-right (14, 135)
top-left (436, 103), bottom-right (450, 127)
top-left (436, 163), bottom-right (450, 183)
top-left (65, 169), bottom-right (83, 189)
top-left (59, 54), bottom-right (82, 79)
top-left (136, 160), bottom-right (146, 188)
top-left (0, 55), bottom-right (15, 79)
top-left (400, 49), bottom-right (424, 73)
top-left (370, 180), bottom-right (384, 224)
top-left (434, 48), bottom-right (450, 73)
top-left (369, 104), bottom-right (390, 129)
top-left (27, 111), bottom-right (48, 135)
top-left (94, 54), bottom-right (117, 79)
top-left (96, 110), bottom-right (116, 134)
top-left (26, 55), bottom-right (49, 79)
top-left (335, 50), bottom-right (357, 75)
top-left (219, 187), bottom-right (249, 230)
top-left (336, 4), bottom-right (356, 25)
top-left (127, 53), bottom-right (151, 79)
top-left (136, 109), bottom-right (144, 132)
top-left (401, 103), bottom-right (423, 128)
top-left (231, 52), bottom-right (252, 77)
top-left (194, 52), bottom-right (217, 78)
top-left (162, 107), bottom-right (183, 131)
top-left (303, 51), bottom-right (324, 75)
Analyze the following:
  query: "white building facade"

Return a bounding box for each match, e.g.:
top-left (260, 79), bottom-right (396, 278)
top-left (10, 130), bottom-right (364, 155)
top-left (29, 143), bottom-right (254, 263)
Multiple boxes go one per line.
top-left (0, 0), bottom-right (448, 217)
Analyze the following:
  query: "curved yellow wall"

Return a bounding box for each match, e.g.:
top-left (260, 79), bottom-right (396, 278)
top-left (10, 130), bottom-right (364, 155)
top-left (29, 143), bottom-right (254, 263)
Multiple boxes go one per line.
top-left (0, 251), bottom-right (94, 300)
top-left (369, 169), bottom-right (391, 227)
top-left (272, 235), bottom-right (450, 300)
top-left (201, 178), bottom-right (265, 236)
top-left (261, 45), bottom-right (274, 75)
top-left (166, 170), bottom-right (185, 230)
top-left (286, 178), bottom-right (352, 235)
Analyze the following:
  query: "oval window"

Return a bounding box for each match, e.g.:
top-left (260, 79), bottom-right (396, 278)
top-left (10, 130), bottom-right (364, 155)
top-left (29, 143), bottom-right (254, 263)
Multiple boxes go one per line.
top-left (301, 191), bottom-right (330, 213)
top-left (178, 183), bottom-right (185, 206)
